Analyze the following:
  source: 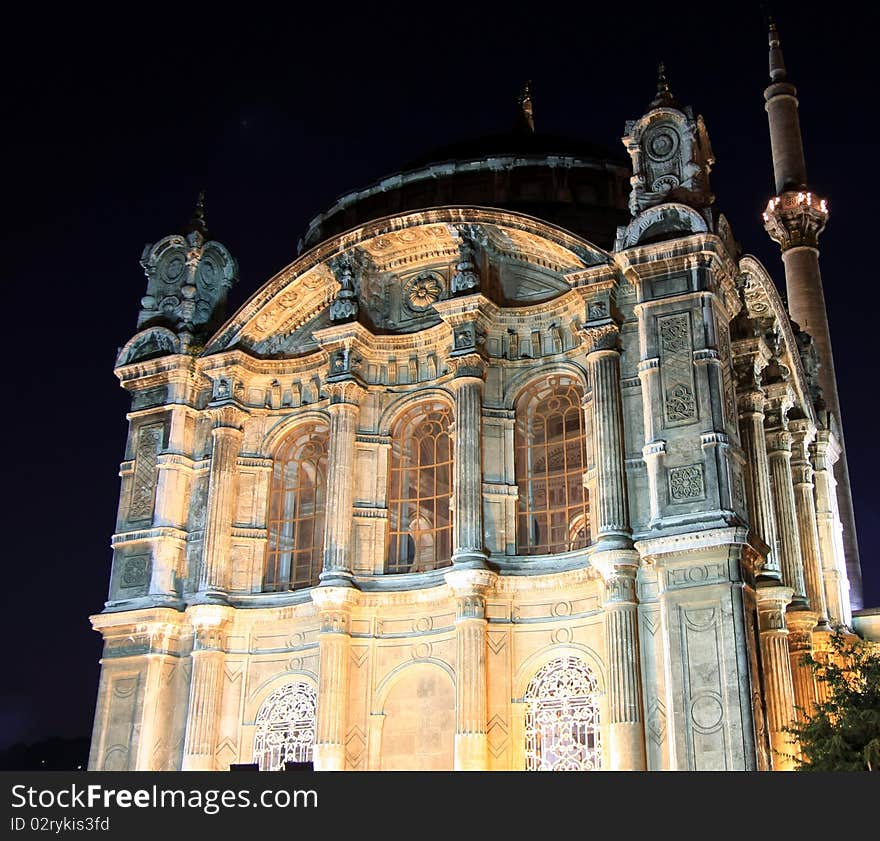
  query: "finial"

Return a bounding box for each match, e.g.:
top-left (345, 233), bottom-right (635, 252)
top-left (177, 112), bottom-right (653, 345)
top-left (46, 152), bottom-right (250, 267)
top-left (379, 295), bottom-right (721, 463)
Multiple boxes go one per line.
top-left (518, 80), bottom-right (535, 133)
top-left (649, 61), bottom-right (678, 109)
top-left (186, 190), bottom-right (209, 238)
top-left (766, 9), bottom-right (788, 82)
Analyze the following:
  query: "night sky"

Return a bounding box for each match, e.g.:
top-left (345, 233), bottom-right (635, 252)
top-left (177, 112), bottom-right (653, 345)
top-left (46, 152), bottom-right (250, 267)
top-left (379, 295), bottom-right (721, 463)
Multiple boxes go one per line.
top-left (3, 2), bottom-right (878, 751)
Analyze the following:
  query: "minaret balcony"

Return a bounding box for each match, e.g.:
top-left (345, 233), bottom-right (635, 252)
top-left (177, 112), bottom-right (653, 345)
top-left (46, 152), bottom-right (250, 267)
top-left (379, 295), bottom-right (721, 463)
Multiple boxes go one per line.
top-left (763, 191), bottom-right (829, 250)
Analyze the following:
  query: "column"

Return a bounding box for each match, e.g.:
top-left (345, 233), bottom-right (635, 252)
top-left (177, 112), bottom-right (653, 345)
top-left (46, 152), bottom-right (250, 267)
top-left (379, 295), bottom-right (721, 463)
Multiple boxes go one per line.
top-left (312, 587), bottom-right (358, 770)
top-left (445, 568), bottom-right (495, 770)
top-left (320, 380), bottom-right (364, 586)
top-left (199, 405), bottom-right (247, 597)
top-left (789, 419), bottom-right (828, 624)
top-left (755, 584), bottom-right (798, 770)
top-left (582, 324), bottom-right (631, 548)
top-left (764, 411), bottom-right (807, 602)
top-left (599, 559), bottom-right (647, 770)
top-left (786, 612), bottom-right (818, 721)
top-left (736, 389), bottom-right (781, 578)
top-left (447, 355), bottom-right (488, 568)
top-left (182, 605), bottom-right (232, 770)
top-left (811, 429), bottom-right (849, 625)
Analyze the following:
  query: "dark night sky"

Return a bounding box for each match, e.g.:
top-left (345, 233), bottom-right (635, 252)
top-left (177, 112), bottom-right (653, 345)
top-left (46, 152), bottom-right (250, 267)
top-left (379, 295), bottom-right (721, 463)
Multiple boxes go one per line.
top-left (2, 2), bottom-right (878, 751)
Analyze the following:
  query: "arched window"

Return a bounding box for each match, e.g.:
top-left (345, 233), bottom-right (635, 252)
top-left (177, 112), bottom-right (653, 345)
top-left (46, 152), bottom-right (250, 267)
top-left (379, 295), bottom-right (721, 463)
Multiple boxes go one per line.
top-left (253, 682), bottom-right (317, 771)
top-left (265, 422), bottom-right (329, 591)
top-left (524, 656), bottom-right (602, 771)
top-left (387, 401), bottom-right (453, 574)
top-left (515, 376), bottom-right (591, 555)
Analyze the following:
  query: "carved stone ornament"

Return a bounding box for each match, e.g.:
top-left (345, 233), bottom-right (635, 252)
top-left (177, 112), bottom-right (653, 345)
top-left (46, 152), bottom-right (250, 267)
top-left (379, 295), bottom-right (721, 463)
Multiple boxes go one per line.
top-left (404, 272), bottom-right (444, 311)
top-left (668, 464), bottom-right (705, 501)
top-left (138, 211), bottom-right (238, 338)
top-left (328, 253), bottom-right (360, 324)
top-left (450, 229), bottom-right (481, 295)
top-left (579, 322), bottom-right (619, 354)
top-left (665, 383), bottom-right (696, 421)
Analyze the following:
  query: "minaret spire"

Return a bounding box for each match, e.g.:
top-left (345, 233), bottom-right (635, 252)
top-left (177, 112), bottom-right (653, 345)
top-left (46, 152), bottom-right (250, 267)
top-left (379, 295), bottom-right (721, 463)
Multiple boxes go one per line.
top-left (761, 15), bottom-right (863, 609)
top-left (767, 15), bottom-right (787, 82)
top-left (186, 190), bottom-right (209, 238)
top-left (518, 81), bottom-right (535, 133)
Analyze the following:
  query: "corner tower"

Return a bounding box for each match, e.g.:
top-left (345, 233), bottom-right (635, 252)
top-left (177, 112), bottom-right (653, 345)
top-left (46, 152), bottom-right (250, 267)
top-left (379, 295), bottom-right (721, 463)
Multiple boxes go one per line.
top-left (761, 18), bottom-right (862, 608)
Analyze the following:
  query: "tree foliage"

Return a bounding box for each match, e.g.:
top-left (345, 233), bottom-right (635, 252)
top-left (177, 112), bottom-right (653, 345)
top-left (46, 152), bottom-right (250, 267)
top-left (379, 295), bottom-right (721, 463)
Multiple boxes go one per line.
top-left (787, 629), bottom-right (880, 771)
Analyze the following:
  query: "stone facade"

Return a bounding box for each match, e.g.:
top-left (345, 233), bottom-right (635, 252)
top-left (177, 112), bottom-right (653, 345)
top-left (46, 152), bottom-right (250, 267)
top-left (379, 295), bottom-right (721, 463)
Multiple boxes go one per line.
top-left (90, 25), bottom-right (867, 772)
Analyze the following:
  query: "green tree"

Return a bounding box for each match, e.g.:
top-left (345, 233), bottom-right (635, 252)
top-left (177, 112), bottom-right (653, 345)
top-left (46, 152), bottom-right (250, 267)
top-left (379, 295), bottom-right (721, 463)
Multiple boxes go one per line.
top-left (787, 629), bottom-right (880, 771)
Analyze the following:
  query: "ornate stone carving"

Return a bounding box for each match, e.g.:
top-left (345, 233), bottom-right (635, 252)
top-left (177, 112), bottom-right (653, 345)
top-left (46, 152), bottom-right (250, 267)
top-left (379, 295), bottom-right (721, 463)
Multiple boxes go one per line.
top-left (121, 555), bottom-right (150, 588)
top-left (451, 228), bottom-right (481, 295)
top-left (328, 254), bottom-right (360, 323)
top-left (130, 424), bottom-right (162, 520)
top-left (669, 464), bottom-right (705, 501)
top-left (138, 195), bottom-right (238, 338)
top-left (665, 383), bottom-right (696, 422)
top-left (660, 313), bottom-right (690, 353)
top-left (578, 322), bottom-right (619, 354)
top-left (622, 71), bottom-right (715, 215)
top-left (404, 272), bottom-right (443, 311)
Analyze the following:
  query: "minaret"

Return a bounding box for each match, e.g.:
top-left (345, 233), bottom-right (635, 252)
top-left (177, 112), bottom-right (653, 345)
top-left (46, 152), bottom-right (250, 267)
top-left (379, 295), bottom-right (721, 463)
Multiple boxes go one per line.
top-left (761, 17), bottom-right (862, 608)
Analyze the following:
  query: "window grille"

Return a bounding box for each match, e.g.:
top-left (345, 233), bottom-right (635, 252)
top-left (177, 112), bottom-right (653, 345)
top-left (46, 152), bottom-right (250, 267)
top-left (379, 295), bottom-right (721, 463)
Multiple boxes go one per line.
top-left (253, 682), bottom-right (317, 771)
top-left (524, 656), bottom-right (602, 771)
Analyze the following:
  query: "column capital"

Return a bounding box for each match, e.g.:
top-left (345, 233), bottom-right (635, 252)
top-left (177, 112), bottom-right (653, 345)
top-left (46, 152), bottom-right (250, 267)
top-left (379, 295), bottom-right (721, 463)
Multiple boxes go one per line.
top-left (579, 321), bottom-right (620, 355)
top-left (187, 603), bottom-right (234, 649)
top-left (765, 427), bottom-right (792, 455)
top-left (444, 567), bottom-right (497, 601)
top-left (324, 378), bottom-right (365, 407)
top-left (446, 353), bottom-right (487, 381)
top-left (207, 403), bottom-right (248, 431)
top-left (311, 586), bottom-right (359, 633)
top-left (755, 581), bottom-right (794, 624)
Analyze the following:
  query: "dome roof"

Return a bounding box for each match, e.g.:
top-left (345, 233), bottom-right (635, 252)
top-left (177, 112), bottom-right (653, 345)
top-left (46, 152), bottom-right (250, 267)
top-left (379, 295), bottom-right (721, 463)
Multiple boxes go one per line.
top-left (402, 129), bottom-right (629, 170)
top-left (300, 129), bottom-right (632, 253)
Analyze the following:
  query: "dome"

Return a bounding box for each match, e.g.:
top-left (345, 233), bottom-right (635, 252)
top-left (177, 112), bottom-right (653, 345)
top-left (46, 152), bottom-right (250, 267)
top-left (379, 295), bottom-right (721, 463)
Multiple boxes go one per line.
top-left (300, 129), bottom-right (632, 253)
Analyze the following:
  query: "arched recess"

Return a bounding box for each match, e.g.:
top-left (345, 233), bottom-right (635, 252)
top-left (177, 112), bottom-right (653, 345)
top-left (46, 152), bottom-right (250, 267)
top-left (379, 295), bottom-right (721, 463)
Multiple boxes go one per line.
top-left (251, 681), bottom-right (318, 771)
top-left (376, 661), bottom-right (456, 770)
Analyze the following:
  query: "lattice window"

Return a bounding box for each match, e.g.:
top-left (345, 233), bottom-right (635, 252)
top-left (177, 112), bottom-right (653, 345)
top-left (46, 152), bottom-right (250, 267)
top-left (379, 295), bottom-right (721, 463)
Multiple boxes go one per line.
top-left (515, 376), bottom-right (591, 555)
top-left (386, 401), bottom-right (453, 574)
top-left (524, 656), bottom-right (602, 771)
top-left (253, 683), bottom-right (317, 771)
top-left (265, 422), bottom-right (329, 591)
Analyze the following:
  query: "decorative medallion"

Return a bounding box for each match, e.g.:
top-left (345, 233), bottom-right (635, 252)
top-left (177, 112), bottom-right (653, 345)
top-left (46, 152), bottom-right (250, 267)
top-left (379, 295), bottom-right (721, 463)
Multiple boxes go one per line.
top-left (647, 129), bottom-right (679, 162)
top-left (404, 273), bottom-right (443, 311)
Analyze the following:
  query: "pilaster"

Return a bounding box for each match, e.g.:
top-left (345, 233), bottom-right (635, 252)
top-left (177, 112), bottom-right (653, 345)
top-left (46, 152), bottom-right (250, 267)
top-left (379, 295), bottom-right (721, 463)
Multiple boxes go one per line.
top-left (594, 550), bottom-right (646, 770)
top-left (197, 404), bottom-right (247, 600)
top-left (181, 604), bottom-right (233, 770)
top-left (311, 586), bottom-right (359, 770)
top-left (445, 567), bottom-right (496, 770)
